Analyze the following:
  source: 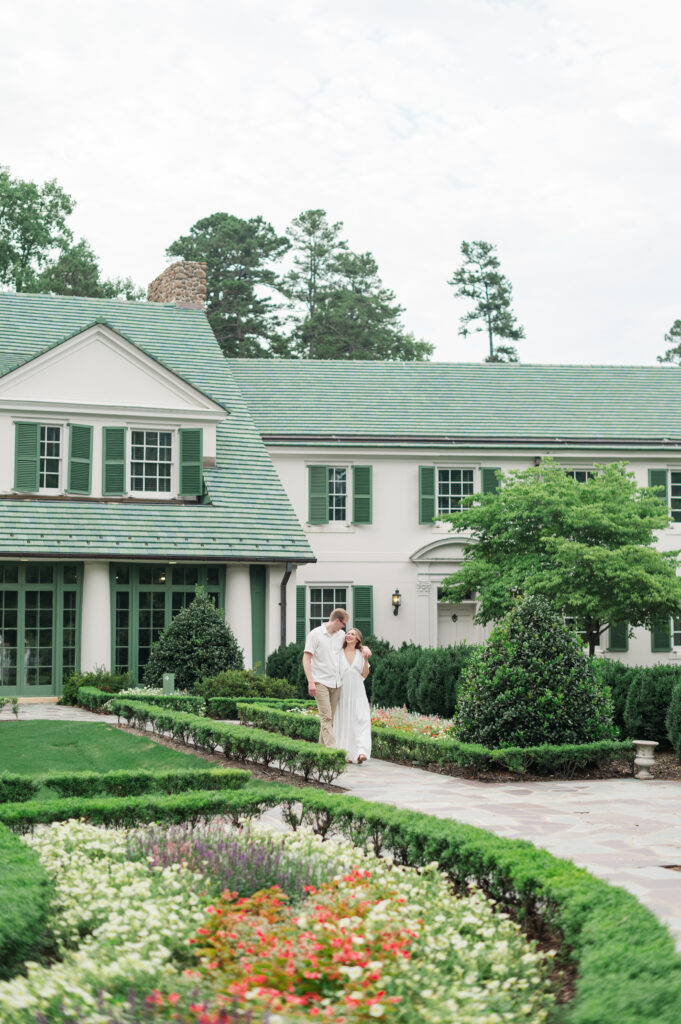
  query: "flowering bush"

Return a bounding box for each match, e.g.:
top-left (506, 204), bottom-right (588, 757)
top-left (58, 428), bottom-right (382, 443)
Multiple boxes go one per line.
top-left (0, 821), bottom-right (554, 1024)
top-left (370, 706), bottom-right (455, 740)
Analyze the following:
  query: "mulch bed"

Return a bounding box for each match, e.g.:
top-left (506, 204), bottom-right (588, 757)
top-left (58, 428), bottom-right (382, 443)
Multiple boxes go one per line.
top-left (115, 724), bottom-right (346, 793)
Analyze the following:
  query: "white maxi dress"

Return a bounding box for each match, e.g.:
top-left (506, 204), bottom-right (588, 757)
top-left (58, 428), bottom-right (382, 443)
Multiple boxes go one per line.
top-left (335, 649), bottom-right (372, 763)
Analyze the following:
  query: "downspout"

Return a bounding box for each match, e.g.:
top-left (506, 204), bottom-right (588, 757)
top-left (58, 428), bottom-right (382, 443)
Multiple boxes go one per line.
top-left (280, 562), bottom-right (293, 646)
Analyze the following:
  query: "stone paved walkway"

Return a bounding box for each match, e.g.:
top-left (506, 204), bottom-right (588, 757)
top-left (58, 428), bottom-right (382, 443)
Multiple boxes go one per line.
top-left (9, 703), bottom-right (681, 951)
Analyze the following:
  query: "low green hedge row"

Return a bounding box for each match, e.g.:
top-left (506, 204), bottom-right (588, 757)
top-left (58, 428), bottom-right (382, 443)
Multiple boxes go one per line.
top-left (238, 703), bottom-right (635, 776)
top-left (0, 785), bottom-right (288, 834)
top-left (77, 686), bottom-right (206, 716)
top-left (0, 823), bottom-right (53, 980)
top-left (207, 696), bottom-right (316, 719)
top-left (0, 767), bottom-right (250, 803)
top-left (110, 698), bottom-right (346, 783)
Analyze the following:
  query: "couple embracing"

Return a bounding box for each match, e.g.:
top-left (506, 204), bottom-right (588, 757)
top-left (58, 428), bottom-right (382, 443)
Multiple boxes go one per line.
top-left (302, 608), bottom-right (372, 764)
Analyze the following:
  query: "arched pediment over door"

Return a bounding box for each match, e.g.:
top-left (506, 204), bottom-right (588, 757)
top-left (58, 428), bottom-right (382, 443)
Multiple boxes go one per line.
top-left (409, 536), bottom-right (485, 648)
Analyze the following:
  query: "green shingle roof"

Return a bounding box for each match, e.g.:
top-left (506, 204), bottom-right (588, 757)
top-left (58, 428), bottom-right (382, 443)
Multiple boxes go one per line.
top-left (0, 293), bottom-right (314, 562)
top-left (227, 359), bottom-right (681, 445)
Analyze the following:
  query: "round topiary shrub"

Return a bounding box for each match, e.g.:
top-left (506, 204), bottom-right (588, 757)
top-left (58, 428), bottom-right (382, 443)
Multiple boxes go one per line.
top-left (370, 644), bottom-right (423, 709)
top-left (143, 588), bottom-right (244, 690)
top-left (405, 644), bottom-right (479, 718)
top-left (455, 595), bottom-right (617, 748)
top-left (265, 642), bottom-right (307, 697)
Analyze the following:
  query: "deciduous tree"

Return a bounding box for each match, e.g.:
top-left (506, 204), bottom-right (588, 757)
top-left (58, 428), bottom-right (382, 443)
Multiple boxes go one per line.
top-left (448, 240), bottom-right (524, 362)
top-left (657, 320), bottom-right (681, 365)
top-left (440, 458), bottom-right (681, 656)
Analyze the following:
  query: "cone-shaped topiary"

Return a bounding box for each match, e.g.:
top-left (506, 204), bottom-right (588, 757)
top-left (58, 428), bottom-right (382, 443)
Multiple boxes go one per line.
top-left (143, 587), bottom-right (243, 690)
top-left (455, 595), bottom-right (617, 748)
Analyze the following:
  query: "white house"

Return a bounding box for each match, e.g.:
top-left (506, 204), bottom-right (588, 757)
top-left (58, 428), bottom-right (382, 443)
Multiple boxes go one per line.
top-left (228, 359), bottom-right (681, 666)
top-left (2, 262), bottom-right (681, 700)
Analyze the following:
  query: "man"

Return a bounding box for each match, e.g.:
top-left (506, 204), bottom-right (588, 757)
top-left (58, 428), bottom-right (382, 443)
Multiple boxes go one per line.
top-left (302, 607), bottom-right (349, 747)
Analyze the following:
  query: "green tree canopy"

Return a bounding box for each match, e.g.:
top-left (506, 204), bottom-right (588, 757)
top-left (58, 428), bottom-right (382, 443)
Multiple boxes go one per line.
top-left (0, 166), bottom-right (142, 298)
top-left (448, 240), bottom-right (524, 362)
top-left (657, 320), bottom-right (681, 365)
top-left (440, 458), bottom-right (681, 656)
top-left (167, 212), bottom-right (291, 358)
top-left (283, 209), bottom-right (432, 360)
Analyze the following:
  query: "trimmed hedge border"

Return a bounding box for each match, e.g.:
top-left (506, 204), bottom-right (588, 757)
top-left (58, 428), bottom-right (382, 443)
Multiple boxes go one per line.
top-left (0, 786), bottom-right (288, 833)
top-left (0, 823), bottom-right (53, 980)
top-left (109, 699), bottom-right (346, 783)
top-left (207, 696), bottom-right (316, 719)
top-left (0, 767), bottom-right (251, 803)
top-left (238, 703), bottom-right (635, 776)
top-left (77, 687), bottom-right (206, 716)
top-left (2, 786), bottom-right (679, 1020)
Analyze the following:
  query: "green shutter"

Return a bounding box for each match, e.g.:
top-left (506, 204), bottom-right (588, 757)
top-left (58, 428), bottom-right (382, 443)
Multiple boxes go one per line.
top-left (296, 585), bottom-right (306, 644)
top-left (419, 466), bottom-right (436, 524)
top-left (249, 565), bottom-right (267, 673)
top-left (67, 424), bottom-right (92, 494)
top-left (481, 468), bottom-right (501, 494)
top-left (353, 585), bottom-right (373, 637)
top-left (102, 427), bottom-right (127, 496)
top-left (353, 465), bottom-right (372, 524)
top-left (651, 619), bottom-right (671, 653)
top-left (14, 422), bottom-right (40, 492)
top-left (179, 428), bottom-right (203, 497)
top-left (308, 465), bottom-right (329, 524)
top-left (648, 469), bottom-right (668, 505)
top-left (608, 621), bottom-right (628, 652)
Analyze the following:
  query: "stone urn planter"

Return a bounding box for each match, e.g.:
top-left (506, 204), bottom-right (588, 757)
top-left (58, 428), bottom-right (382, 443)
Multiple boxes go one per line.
top-left (633, 739), bottom-right (659, 779)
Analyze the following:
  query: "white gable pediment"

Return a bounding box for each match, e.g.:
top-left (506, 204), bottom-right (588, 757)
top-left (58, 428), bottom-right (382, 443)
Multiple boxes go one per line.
top-left (0, 324), bottom-right (226, 420)
top-left (410, 537), bottom-right (470, 565)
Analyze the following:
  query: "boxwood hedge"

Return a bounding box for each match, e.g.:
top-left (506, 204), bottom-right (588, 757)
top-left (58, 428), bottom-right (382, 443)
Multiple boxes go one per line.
top-left (0, 823), bottom-right (53, 979)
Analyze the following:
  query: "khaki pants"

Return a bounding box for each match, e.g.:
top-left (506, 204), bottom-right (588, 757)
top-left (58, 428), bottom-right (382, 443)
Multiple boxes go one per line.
top-left (314, 683), bottom-right (341, 747)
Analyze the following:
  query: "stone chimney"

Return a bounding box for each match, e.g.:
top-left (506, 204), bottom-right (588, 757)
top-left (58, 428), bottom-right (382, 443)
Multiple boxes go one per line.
top-left (147, 261), bottom-right (207, 310)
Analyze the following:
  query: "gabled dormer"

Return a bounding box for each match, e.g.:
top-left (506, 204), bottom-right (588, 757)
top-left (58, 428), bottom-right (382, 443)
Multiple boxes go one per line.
top-left (0, 321), bottom-right (226, 501)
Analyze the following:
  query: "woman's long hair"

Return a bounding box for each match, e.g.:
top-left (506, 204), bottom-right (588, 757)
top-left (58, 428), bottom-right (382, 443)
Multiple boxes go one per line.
top-left (343, 627), bottom-right (363, 650)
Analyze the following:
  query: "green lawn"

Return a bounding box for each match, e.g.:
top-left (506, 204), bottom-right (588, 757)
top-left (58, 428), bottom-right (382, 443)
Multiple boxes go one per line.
top-left (0, 721), bottom-right (215, 777)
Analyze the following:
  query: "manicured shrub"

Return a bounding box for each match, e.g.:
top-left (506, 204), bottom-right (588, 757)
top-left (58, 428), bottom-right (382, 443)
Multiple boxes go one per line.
top-left (41, 767), bottom-right (250, 799)
top-left (370, 643), bottom-right (424, 708)
top-left (624, 665), bottom-right (681, 748)
top-left (60, 668), bottom-right (133, 705)
top-left (666, 680), bottom-right (681, 758)
top-left (0, 822), bottom-right (53, 978)
top-left (195, 668), bottom-right (297, 702)
top-left (593, 658), bottom-right (637, 734)
top-left (0, 773), bottom-right (39, 804)
top-left (455, 595), bottom-right (617, 748)
top-left (207, 696), bottom-right (315, 719)
top-left (265, 641), bottom-right (307, 695)
top-left (76, 686), bottom-right (206, 716)
top-left (143, 588), bottom-right (243, 690)
top-left (405, 643), bottom-right (478, 717)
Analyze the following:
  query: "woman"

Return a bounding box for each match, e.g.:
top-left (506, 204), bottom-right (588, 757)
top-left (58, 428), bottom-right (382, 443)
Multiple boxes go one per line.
top-left (335, 627), bottom-right (372, 764)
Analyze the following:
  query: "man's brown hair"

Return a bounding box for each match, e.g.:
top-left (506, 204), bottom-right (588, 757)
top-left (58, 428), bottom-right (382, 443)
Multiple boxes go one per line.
top-left (330, 608), bottom-right (349, 623)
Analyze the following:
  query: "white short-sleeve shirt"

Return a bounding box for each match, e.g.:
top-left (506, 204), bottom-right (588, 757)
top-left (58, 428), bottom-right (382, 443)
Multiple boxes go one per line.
top-left (304, 623), bottom-right (345, 688)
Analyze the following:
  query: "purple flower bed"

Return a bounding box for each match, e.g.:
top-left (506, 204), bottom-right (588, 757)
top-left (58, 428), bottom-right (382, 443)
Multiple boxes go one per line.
top-left (126, 821), bottom-right (325, 900)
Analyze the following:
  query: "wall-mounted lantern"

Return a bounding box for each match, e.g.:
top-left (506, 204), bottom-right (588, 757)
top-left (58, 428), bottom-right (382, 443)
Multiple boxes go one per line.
top-left (391, 588), bottom-right (402, 616)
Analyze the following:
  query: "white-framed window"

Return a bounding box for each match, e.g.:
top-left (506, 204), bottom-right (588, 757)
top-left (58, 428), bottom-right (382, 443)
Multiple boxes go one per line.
top-left (566, 469), bottom-right (595, 483)
top-left (673, 619), bottom-right (681, 648)
top-left (130, 430), bottom-right (173, 494)
top-left (437, 468), bottom-right (474, 514)
top-left (39, 425), bottom-right (62, 490)
top-left (308, 586), bottom-right (348, 630)
top-left (328, 467), bottom-right (347, 522)
top-left (670, 473), bottom-right (681, 523)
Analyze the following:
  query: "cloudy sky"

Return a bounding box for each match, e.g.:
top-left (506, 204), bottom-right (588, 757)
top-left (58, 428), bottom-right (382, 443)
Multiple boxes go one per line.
top-left (2, 0), bottom-right (680, 364)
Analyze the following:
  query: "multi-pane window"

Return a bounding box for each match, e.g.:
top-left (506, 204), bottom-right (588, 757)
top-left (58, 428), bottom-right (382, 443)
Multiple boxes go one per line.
top-left (39, 426), bottom-right (61, 488)
top-left (309, 587), bottom-right (347, 630)
top-left (670, 473), bottom-right (681, 523)
top-left (566, 470), bottom-right (595, 483)
top-left (130, 430), bottom-right (172, 493)
top-left (673, 619), bottom-right (681, 647)
top-left (437, 469), bottom-right (474, 514)
top-left (328, 468), bottom-right (347, 521)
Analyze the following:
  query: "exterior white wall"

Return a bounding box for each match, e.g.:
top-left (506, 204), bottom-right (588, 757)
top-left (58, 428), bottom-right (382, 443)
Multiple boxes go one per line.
top-left (225, 564), bottom-right (253, 668)
top-left (80, 561), bottom-right (111, 671)
top-left (268, 443), bottom-right (681, 663)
